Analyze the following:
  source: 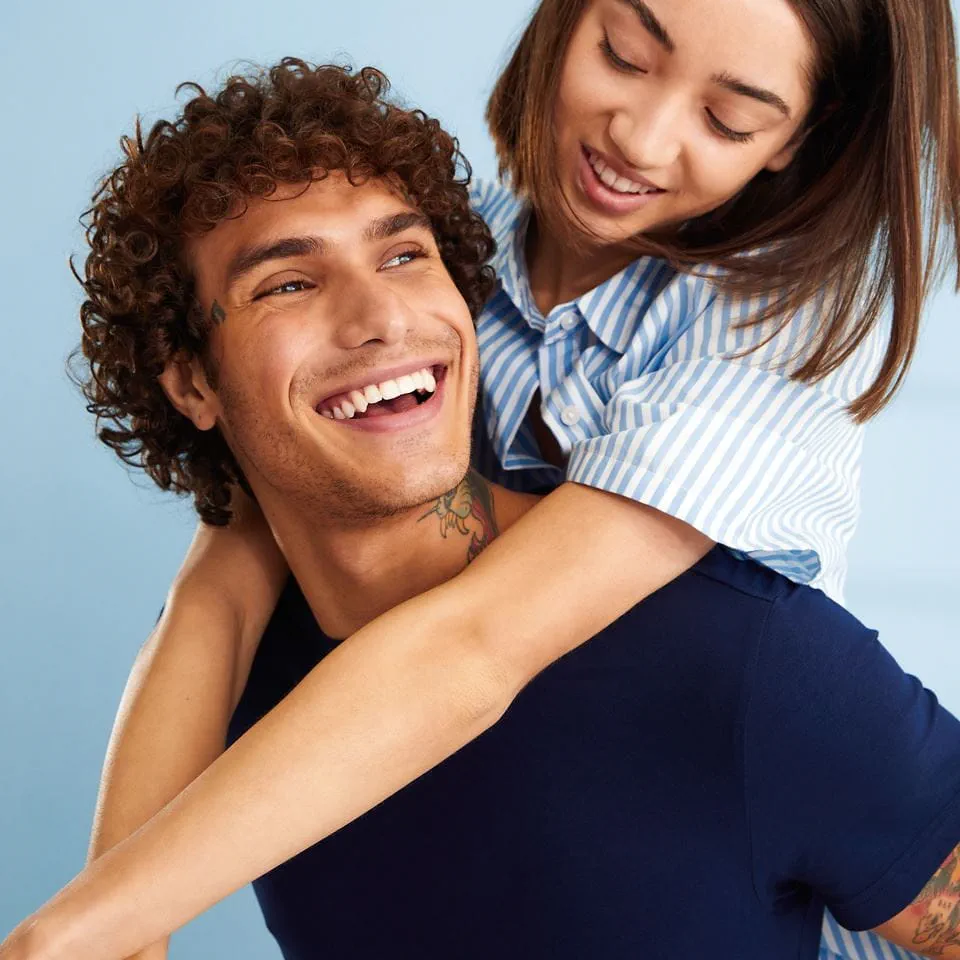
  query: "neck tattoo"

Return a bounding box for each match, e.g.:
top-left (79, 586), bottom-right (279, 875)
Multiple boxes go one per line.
top-left (418, 471), bottom-right (500, 565)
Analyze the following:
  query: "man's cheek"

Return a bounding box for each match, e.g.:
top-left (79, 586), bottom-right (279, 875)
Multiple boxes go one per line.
top-left (246, 329), bottom-right (316, 405)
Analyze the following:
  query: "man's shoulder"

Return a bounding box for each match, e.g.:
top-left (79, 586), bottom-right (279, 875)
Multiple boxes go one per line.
top-left (638, 546), bottom-right (875, 664)
top-left (687, 546), bottom-right (796, 604)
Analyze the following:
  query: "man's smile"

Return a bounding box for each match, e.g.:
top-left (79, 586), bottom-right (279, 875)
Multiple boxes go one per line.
top-left (316, 362), bottom-right (445, 420)
top-left (314, 363), bottom-right (450, 434)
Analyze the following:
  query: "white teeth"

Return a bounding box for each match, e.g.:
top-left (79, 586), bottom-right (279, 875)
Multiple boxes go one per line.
top-left (588, 150), bottom-right (657, 195)
top-left (320, 366), bottom-right (439, 420)
top-left (380, 379), bottom-right (401, 400)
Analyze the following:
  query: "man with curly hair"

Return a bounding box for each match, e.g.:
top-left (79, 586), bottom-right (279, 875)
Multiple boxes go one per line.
top-left (16, 56), bottom-right (960, 960)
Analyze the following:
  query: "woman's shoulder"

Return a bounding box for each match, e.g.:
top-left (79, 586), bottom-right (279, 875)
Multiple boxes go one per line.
top-left (651, 269), bottom-right (889, 399)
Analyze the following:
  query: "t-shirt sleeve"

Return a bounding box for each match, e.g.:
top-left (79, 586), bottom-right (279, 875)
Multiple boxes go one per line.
top-left (564, 281), bottom-right (888, 598)
top-left (744, 583), bottom-right (960, 931)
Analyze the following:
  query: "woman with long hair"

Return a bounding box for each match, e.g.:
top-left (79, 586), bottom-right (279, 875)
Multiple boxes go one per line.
top-left (4, 0), bottom-right (959, 957)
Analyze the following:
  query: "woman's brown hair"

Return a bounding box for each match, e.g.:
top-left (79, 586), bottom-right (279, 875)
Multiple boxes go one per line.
top-left (74, 60), bottom-right (495, 525)
top-left (487, 0), bottom-right (960, 420)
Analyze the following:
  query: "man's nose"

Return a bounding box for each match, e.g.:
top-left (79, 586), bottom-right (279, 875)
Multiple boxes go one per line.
top-left (332, 281), bottom-right (409, 350)
top-left (609, 91), bottom-right (683, 172)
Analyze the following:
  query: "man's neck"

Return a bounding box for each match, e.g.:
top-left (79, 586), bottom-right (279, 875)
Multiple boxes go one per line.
top-left (262, 472), bottom-right (538, 639)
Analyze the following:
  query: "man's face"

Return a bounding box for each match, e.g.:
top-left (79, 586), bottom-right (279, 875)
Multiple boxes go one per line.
top-left (186, 173), bottom-right (478, 522)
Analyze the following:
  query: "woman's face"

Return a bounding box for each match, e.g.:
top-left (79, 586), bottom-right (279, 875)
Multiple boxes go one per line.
top-left (553, 0), bottom-right (816, 246)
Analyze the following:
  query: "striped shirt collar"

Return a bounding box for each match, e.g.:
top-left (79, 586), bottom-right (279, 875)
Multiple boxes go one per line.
top-left (492, 200), bottom-right (675, 355)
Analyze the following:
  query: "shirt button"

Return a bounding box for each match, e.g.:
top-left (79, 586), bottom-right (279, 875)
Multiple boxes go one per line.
top-left (560, 406), bottom-right (581, 427)
top-left (560, 313), bottom-right (578, 331)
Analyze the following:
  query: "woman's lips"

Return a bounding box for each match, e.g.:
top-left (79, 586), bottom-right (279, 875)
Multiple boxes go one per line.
top-left (577, 145), bottom-right (665, 216)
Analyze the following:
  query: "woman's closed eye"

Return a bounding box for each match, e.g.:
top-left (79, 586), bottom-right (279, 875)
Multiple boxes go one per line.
top-left (599, 32), bottom-right (646, 75)
top-left (705, 110), bottom-right (755, 144)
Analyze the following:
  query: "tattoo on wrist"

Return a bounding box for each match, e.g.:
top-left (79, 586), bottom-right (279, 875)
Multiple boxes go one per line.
top-left (418, 471), bottom-right (499, 564)
top-left (211, 300), bottom-right (227, 326)
top-left (909, 849), bottom-right (960, 954)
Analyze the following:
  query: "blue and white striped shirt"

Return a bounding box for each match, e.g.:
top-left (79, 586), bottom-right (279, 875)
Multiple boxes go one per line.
top-left (469, 178), bottom-right (916, 960)
top-left (470, 178), bottom-right (887, 604)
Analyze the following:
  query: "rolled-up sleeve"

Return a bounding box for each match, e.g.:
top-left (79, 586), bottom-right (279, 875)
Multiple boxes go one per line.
top-left (565, 281), bottom-right (887, 600)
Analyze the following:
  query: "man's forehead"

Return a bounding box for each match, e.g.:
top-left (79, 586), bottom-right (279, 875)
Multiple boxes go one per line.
top-left (223, 174), bottom-right (420, 240)
top-left (189, 173), bottom-right (431, 279)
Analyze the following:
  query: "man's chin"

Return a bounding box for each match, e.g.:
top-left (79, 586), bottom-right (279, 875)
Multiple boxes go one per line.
top-left (317, 460), bottom-right (471, 523)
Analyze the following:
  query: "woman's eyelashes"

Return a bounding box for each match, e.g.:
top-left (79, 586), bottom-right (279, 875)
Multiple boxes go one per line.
top-left (706, 110), bottom-right (755, 143)
top-left (600, 33), bottom-right (646, 74)
top-left (600, 31), bottom-right (757, 145)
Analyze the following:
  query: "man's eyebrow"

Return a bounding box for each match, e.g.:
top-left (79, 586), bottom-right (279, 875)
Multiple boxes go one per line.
top-left (711, 71), bottom-right (792, 117)
top-left (619, 0), bottom-right (674, 53)
top-left (226, 235), bottom-right (325, 288)
top-left (224, 213), bottom-right (433, 288)
top-left (362, 211), bottom-right (434, 243)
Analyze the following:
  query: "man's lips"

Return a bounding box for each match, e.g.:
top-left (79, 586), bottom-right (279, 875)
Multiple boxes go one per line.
top-left (314, 360), bottom-right (448, 413)
top-left (320, 371), bottom-right (448, 434)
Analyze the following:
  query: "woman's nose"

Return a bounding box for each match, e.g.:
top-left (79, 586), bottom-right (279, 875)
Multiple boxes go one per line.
top-left (609, 92), bottom-right (683, 171)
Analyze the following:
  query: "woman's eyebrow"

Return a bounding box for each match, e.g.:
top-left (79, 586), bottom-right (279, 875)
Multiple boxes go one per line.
top-left (618, 0), bottom-right (675, 52)
top-left (615, 0), bottom-right (792, 118)
top-left (712, 71), bottom-right (791, 117)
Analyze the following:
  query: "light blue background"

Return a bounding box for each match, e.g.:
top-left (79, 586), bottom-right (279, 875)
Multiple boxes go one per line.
top-left (1, 1), bottom-right (957, 955)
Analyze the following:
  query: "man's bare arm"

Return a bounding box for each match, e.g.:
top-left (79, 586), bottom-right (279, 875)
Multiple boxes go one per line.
top-left (875, 846), bottom-right (960, 957)
top-left (86, 504), bottom-right (287, 960)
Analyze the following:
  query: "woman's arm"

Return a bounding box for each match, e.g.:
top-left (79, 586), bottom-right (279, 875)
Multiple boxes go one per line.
top-left (83, 498), bottom-right (288, 960)
top-left (1, 482), bottom-right (710, 960)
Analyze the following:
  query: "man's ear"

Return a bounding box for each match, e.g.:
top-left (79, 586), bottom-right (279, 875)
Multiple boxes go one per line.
top-left (158, 353), bottom-right (221, 431)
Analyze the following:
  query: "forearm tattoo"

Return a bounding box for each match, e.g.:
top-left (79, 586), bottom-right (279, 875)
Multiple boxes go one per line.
top-left (419, 470), bottom-right (499, 565)
top-left (908, 848), bottom-right (960, 955)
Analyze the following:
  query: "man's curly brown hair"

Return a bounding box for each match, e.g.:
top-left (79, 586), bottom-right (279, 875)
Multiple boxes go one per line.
top-left (73, 58), bottom-right (496, 526)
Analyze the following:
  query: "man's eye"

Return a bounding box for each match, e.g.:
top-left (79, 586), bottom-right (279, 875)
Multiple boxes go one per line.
top-left (599, 33), bottom-right (646, 74)
top-left (382, 249), bottom-right (426, 270)
top-left (256, 279), bottom-right (313, 300)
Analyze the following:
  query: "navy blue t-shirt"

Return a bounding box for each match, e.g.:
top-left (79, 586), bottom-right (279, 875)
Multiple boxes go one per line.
top-left (227, 547), bottom-right (960, 959)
